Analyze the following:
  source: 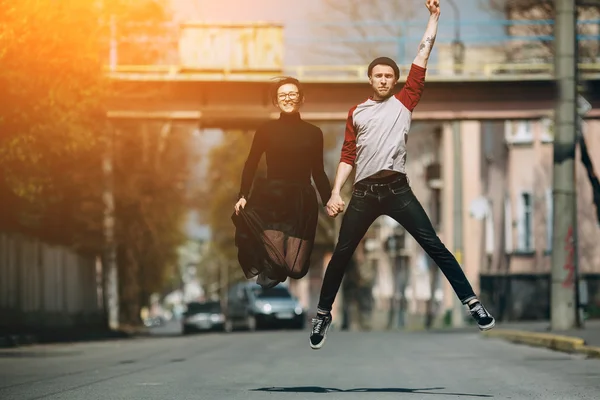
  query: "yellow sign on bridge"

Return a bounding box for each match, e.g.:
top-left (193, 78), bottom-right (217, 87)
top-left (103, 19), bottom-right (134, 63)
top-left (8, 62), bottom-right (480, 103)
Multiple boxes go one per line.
top-left (178, 22), bottom-right (284, 73)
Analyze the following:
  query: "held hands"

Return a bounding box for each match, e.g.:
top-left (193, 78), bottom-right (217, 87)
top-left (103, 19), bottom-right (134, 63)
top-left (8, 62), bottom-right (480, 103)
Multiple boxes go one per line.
top-left (426, 0), bottom-right (440, 16)
top-left (326, 193), bottom-right (345, 218)
top-left (234, 197), bottom-right (247, 215)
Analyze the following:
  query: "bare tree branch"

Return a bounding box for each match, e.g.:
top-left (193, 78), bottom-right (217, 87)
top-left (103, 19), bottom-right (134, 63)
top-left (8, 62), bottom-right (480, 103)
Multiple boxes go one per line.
top-left (478, 0), bottom-right (600, 62)
top-left (302, 0), bottom-right (418, 64)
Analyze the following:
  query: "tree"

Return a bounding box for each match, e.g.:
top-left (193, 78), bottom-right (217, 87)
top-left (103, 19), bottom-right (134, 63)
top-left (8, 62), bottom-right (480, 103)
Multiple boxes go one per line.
top-left (0, 0), bottom-right (169, 244)
top-left (199, 130), bottom-right (256, 290)
top-left (111, 121), bottom-right (195, 325)
top-left (478, 0), bottom-right (600, 62)
top-left (0, 0), bottom-right (195, 327)
top-left (575, 134), bottom-right (600, 276)
top-left (304, 0), bottom-right (417, 65)
top-left (0, 0), bottom-right (107, 243)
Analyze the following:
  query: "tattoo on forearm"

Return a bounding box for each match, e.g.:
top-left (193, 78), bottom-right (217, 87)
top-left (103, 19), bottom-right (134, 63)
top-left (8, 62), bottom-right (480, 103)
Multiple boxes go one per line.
top-left (418, 35), bottom-right (436, 55)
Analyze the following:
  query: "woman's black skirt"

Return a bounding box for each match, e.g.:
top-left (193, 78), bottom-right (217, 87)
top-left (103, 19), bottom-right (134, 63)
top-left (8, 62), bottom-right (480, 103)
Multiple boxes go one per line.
top-left (231, 178), bottom-right (319, 281)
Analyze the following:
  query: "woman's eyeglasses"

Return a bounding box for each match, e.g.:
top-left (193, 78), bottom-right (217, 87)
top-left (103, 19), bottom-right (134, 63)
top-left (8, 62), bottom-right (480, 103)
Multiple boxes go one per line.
top-left (278, 92), bottom-right (300, 101)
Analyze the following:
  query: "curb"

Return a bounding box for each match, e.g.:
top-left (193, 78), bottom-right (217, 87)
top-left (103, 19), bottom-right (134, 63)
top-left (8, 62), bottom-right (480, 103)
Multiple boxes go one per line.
top-left (0, 329), bottom-right (140, 349)
top-left (482, 329), bottom-right (600, 359)
top-left (0, 334), bottom-right (38, 348)
top-left (577, 345), bottom-right (600, 358)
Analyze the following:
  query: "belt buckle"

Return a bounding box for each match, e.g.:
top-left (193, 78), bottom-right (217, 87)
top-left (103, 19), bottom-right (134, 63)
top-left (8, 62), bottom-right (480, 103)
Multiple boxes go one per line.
top-left (371, 183), bottom-right (388, 193)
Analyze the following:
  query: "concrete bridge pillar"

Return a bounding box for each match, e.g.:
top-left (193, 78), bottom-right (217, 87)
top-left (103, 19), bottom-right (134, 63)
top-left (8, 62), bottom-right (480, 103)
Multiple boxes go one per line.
top-left (440, 120), bottom-right (484, 324)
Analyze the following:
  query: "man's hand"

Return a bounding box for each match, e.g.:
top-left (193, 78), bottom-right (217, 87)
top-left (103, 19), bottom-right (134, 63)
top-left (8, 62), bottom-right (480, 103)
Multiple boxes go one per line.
top-left (414, 0), bottom-right (440, 68)
top-left (326, 193), bottom-right (345, 218)
top-left (426, 0), bottom-right (440, 16)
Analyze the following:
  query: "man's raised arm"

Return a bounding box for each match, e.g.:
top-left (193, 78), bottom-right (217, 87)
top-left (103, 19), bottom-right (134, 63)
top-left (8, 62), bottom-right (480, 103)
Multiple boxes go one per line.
top-left (413, 0), bottom-right (440, 69)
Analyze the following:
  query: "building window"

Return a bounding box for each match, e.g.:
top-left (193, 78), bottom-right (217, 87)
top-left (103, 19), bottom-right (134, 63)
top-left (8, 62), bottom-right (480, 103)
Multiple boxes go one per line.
top-left (540, 118), bottom-right (554, 143)
top-left (505, 120), bottom-right (533, 144)
top-left (517, 191), bottom-right (534, 252)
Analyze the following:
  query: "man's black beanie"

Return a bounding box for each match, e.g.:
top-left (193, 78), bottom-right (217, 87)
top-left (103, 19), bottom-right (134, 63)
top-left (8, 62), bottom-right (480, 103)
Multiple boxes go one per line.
top-left (367, 57), bottom-right (400, 79)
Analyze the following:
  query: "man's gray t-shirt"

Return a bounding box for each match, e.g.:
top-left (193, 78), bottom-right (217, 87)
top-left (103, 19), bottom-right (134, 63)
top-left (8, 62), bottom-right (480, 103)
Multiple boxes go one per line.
top-left (340, 63), bottom-right (426, 183)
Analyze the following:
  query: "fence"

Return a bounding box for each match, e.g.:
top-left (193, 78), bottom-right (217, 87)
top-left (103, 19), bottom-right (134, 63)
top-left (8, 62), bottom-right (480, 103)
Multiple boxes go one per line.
top-left (0, 233), bottom-right (105, 335)
top-left (480, 274), bottom-right (600, 321)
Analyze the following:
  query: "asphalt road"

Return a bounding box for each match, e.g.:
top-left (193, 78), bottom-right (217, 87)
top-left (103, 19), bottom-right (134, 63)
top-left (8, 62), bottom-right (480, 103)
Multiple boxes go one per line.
top-left (1, 327), bottom-right (599, 400)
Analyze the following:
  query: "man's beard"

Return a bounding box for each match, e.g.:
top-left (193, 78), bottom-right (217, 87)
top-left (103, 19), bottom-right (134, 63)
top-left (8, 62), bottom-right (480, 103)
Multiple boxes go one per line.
top-left (377, 87), bottom-right (392, 97)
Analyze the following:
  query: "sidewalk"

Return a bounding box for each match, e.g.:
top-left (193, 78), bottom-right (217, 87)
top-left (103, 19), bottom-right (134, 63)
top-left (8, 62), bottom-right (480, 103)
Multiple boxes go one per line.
top-left (481, 319), bottom-right (600, 358)
top-left (0, 326), bottom-right (143, 348)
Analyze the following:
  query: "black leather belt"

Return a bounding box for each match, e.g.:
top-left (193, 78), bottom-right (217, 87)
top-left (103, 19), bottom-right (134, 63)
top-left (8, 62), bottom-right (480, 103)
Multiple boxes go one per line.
top-left (354, 173), bottom-right (408, 193)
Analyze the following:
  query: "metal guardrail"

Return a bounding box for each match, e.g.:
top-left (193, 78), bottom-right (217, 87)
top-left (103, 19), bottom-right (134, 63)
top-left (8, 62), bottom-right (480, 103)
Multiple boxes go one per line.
top-left (107, 18), bottom-right (600, 68)
top-left (106, 62), bottom-right (600, 82)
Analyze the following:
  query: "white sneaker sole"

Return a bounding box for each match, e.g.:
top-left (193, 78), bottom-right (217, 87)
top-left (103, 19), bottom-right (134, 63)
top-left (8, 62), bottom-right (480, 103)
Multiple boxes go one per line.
top-left (309, 324), bottom-right (330, 350)
top-left (479, 318), bottom-right (496, 331)
top-left (309, 335), bottom-right (326, 350)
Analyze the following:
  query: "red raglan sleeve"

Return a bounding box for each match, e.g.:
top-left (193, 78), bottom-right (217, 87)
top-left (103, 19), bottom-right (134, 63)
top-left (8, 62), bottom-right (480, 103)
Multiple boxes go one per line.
top-left (340, 106), bottom-right (358, 166)
top-left (395, 63), bottom-right (426, 112)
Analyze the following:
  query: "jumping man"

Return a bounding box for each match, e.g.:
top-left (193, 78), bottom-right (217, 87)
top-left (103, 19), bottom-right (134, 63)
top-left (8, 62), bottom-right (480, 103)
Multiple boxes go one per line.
top-left (309, 0), bottom-right (495, 350)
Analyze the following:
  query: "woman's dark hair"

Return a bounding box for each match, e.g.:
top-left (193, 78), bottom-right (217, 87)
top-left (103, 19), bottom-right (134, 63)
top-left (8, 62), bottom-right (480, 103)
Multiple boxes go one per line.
top-left (270, 76), bottom-right (305, 106)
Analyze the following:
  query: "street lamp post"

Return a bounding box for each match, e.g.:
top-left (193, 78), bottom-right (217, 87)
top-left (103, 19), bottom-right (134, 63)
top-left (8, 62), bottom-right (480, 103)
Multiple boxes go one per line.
top-left (446, 0), bottom-right (466, 328)
top-left (447, 0), bottom-right (465, 74)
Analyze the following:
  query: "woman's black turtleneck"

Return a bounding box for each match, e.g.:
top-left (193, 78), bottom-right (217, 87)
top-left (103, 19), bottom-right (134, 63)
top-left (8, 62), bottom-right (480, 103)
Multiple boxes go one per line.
top-left (238, 112), bottom-right (331, 206)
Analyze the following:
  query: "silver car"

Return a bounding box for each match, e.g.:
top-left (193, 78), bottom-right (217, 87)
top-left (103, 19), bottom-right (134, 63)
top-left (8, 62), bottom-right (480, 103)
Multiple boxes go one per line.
top-left (224, 282), bottom-right (306, 332)
top-left (182, 301), bottom-right (225, 334)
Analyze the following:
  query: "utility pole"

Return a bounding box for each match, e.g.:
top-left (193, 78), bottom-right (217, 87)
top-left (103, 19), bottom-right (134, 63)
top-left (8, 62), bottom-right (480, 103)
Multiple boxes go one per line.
top-left (103, 125), bottom-right (119, 330)
top-left (449, 4), bottom-right (466, 329)
top-left (99, 2), bottom-right (118, 332)
top-left (447, 0), bottom-right (465, 75)
top-left (551, 0), bottom-right (580, 331)
top-left (452, 121), bottom-right (465, 328)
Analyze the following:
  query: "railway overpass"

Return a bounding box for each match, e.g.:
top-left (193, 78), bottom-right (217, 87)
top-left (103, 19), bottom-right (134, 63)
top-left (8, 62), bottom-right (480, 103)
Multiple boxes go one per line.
top-left (106, 63), bottom-right (600, 129)
top-left (106, 18), bottom-right (600, 128)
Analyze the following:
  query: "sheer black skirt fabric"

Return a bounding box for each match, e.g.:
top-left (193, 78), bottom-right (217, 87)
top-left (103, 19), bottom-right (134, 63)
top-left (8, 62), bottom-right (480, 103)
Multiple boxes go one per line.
top-left (231, 178), bottom-right (319, 281)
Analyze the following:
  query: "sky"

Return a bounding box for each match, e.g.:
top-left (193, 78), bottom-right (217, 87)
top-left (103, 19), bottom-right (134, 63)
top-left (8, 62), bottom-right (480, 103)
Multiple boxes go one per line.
top-left (169, 0), bottom-right (507, 65)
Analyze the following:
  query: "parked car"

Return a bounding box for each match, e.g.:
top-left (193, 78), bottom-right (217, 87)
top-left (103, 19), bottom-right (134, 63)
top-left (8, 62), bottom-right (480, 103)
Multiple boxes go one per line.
top-left (224, 282), bottom-right (306, 332)
top-left (143, 316), bottom-right (165, 328)
top-left (182, 301), bottom-right (225, 334)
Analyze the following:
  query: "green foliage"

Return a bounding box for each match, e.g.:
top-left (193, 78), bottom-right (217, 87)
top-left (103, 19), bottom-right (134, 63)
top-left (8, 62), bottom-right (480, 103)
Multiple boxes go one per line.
top-left (112, 122), bottom-right (195, 324)
top-left (0, 0), bottom-right (193, 325)
top-left (199, 130), bottom-right (257, 286)
top-left (0, 1), bottom-right (106, 238)
top-left (0, 0), bottom-right (168, 243)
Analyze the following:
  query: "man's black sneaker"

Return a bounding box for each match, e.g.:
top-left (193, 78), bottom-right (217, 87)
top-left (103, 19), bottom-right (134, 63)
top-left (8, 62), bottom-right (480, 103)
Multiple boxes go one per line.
top-left (469, 302), bottom-right (495, 331)
top-left (309, 313), bottom-right (332, 349)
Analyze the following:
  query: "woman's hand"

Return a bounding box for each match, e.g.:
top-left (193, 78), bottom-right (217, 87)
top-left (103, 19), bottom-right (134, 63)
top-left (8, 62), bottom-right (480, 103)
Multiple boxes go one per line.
top-left (326, 193), bottom-right (345, 217)
top-left (234, 197), bottom-right (247, 215)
